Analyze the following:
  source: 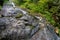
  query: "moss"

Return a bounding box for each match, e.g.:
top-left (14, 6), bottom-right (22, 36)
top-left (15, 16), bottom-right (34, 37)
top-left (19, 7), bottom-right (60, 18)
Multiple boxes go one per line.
top-left (29, 25), bottom-right (35, 30)
top-left (59, 29), bottom-right (60, 36)
top-left (15, 13), bottom-right (23, 18)
top-left (0, 6), bottom-right (2, 10)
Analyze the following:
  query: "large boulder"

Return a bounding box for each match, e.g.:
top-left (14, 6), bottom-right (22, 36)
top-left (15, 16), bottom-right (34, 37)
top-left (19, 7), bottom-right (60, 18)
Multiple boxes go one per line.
top-left (0, 1), bottom-right (60, 40)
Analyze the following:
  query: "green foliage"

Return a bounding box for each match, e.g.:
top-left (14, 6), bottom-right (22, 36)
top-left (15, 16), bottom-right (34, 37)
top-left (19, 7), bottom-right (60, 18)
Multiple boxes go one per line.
top-left (0, 6), bottom-right (2, 10)
top-left (15, 13), bottom-right (23, 18)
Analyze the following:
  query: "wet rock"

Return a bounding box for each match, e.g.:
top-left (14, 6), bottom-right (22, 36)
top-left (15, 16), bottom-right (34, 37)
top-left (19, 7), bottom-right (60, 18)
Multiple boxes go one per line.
top-left (0, 1), bottom-right (60, 40)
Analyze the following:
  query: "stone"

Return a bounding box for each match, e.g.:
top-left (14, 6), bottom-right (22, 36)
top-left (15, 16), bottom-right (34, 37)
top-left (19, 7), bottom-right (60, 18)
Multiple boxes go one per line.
top-left (0, 1), bottom-right (60, 40)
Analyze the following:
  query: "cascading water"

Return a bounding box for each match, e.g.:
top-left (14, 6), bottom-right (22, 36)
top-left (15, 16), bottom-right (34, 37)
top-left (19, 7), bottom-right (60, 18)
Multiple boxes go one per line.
top-left (9, 0), bottom-right (27, 15)
top-left (1, 0), bottom-right (27, 17)
top-left (9, 0), bottom-right (15, 7)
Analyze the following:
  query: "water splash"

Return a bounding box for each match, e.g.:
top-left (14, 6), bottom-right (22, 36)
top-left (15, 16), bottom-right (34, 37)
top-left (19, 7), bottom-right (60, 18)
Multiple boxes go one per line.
top-left (15, 8), bottom-right (27, 15)
top-left (1, 0), bottom-right (27, 17)
top-left (9, 0), bottom-right (27, 15)
top-left (9, 0), bottom-right (15, 8)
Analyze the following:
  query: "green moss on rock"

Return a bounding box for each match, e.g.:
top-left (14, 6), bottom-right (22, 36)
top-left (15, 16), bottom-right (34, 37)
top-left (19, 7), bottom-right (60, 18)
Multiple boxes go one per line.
top-left (15, 13), bottom-right (23, 18)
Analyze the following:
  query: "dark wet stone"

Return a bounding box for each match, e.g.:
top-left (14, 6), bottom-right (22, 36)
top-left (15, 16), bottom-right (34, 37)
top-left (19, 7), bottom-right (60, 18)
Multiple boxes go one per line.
top-left (0, 1), bottom-right (60, 40)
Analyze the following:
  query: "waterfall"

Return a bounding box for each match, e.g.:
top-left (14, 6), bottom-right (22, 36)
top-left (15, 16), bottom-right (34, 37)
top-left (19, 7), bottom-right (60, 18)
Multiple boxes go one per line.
top-left (1, 0), bottom-right (27, 17)
top-left (15, 8), bottom-right (27, 15)
top-left (9, 0), bottom-right (27, 15)
top-left (9, 0), bottom-right (15, 8)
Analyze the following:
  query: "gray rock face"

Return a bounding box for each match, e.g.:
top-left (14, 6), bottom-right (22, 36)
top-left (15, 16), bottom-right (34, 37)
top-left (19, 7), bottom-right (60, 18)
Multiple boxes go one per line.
top-left (30, 24), bottom-right (59, 40)
top-left (0, 1), bottom-right (60, 40)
